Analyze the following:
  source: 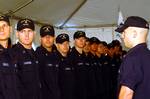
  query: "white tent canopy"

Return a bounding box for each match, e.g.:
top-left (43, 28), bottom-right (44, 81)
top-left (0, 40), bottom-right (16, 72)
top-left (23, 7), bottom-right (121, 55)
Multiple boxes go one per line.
top-left (0, 0), bottom-right (150, 28)
top-left (0, 0), bottom-right (150, 49)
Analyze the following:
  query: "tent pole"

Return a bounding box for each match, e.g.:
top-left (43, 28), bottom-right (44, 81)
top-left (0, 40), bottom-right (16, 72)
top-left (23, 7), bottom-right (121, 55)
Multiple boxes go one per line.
top-left (112, 27), bottom-right (114, 40)
top-left (59, 0), bottom-right (87, 28)
top-left (5, 0), bottom-right (34, 15)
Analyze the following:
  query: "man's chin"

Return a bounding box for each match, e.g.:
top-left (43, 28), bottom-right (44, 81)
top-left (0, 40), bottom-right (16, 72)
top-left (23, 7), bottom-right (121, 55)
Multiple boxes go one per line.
top-left (24, 42), bottom-right (32, 46)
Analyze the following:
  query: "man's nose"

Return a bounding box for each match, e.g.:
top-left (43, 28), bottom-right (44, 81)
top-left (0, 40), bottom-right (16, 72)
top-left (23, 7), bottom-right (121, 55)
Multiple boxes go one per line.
top-left (0, 26), bottom-right (4, 32)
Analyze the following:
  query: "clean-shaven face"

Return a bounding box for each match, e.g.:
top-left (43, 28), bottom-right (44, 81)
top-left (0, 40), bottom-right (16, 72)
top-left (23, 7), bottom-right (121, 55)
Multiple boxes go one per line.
top-left (41, 35), bottom-right (55, 48)
top-left (75, 37), bottom-right (86, 48)
top-left (17, 28), bottom-right (35, 46)
top-left (121, 27), bottom-right (133, 48)
top-left (57, 41), bottom-right (70, 54)
top-left (0, 21), bottom-right (10, 40)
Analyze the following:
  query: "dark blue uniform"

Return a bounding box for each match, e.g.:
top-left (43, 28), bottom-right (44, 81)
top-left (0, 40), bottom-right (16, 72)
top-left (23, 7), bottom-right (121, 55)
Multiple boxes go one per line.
top-left (110, 54), bottom-right (122, 99)
top-left (12, 43), bottom-right (41, 99)
top-left (84, 53), bottom-right (96, 99)
top-left (87, 53), bottom-right (99, 99)
top-left (99, 54), bottom-right (111, 99)
top-left (54, 50), bottom-right (75, 99)
top-left (70, 47), bottom-right (87, 99)
top-left (95, 55), bottom-right (107, 99)
top-left (0, 45), bottom-right (20, 99)
top-left (36, 46), bottom-right (60, 99)
top-left (119, 43), bottom-right (150, 99)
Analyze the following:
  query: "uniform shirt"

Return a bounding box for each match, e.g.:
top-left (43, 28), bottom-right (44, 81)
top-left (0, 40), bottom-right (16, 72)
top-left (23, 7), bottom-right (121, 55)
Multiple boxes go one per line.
top-left (12, 43), bottom-right (40, 99)
top-left (99, 54), bottom-right (112, 99)
top-left (0, 45), bottom-right (20, 99)
top-left (119, 43), bottom-right (150, 99)
top-left (95, 55), bottom-right (106, 93)
top-left (69, 47), bottom-right (87, 99)
top-left (88, 53), bottom-right (101, 98)
top-left (35, 45), bottom-right (57, 84)
top-left (84, 53), bottom-right (97, 99)
top-left (109, 53), bottom-right (122, 99)
top-left (36, 46), bottom-right (60, 99)
top-left (55, 50), bottom-right (75, 99)
top-left (110, 54), bottom-right (121, 78)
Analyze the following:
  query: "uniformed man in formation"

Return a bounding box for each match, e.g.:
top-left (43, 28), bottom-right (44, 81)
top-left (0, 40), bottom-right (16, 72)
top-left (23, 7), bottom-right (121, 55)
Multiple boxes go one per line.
top-left (0, 16), bottom-right (125, 99)
top-left (11, 18), bottom-right (41, 99)
top-left (35, 25), bottom-right (59, 99)
top-left (70, 31), bottom-right (88, 99)
top-left (55, 33), bottom-right (75, 99)
top-left (0, 16), bottom-right (20, 99)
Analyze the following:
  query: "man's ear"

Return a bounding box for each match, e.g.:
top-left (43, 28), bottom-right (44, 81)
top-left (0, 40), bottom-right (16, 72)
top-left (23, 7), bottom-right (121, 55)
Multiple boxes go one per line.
top-left (34, 31), bottom-right (36, 35)
top-left (132, 30), bottom-right (137, 38)
top-left (40, 37), bottom-right (42, 44)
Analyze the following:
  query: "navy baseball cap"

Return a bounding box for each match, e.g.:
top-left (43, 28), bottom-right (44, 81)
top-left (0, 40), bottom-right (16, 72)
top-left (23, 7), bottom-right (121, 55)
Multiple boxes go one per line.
top-left (0, 15), bottom-right (10, 25)
top-left (115, 16), bottom-right (149, 33)
top-left (56, 33), bottom-right (69, 44)
top-left (17, 18), bottom-right (35, 31)
top-left (73, 31), bottom-right (86, 39)
top-left (40, 25), bottom-right (55, 37)
top-left (89, 37), bottom-right (100, 44)
top-left (111, 40), bottom-right (121, 46)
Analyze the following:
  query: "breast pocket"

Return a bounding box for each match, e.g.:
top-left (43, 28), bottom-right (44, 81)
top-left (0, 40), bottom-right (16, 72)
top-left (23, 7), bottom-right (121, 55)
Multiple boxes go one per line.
top-left (0, 62), bottom-right (12, 74)
top-left (21, 61), bottom-right (35, 72)
top-left (0, 62), bottom-right (15, 89)
top-left (18, 61), bottom-right (38, 84)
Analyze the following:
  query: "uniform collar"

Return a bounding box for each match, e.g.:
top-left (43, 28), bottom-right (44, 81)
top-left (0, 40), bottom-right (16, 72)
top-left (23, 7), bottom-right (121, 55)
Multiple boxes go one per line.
top-left (56, 49), bottom-right (69, 58)
top-left (72, 47), bottom-right (85, 56)
top-left (17, 42), bottom-right (33, 49)
top-left (40, 44), bottom-right (57, 52)
top-left (40, 45), bottom-right (51, 53)
top-left (16, 42), bottom-right (34, 53)
top-left (0, 44), bottom-right (6, 53)
top-left (127, 43), bottom-right (147, 55)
